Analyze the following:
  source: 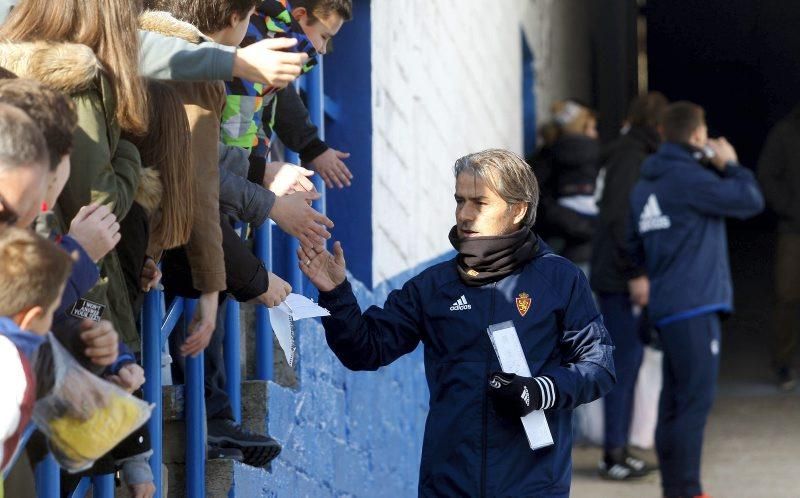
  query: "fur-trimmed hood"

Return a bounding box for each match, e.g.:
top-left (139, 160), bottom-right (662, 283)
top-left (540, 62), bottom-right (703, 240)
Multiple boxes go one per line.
top-left (135, 167), bottom-right (163, 216)
top-left (0, 41), bottom-right (101, 94)
top-left (139, 10), bottom-right (211, 44)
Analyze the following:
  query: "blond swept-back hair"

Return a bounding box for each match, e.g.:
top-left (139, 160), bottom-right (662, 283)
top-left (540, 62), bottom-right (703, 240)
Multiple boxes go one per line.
top-left (126, 80), bottom-right (194, 250)
top-left (453, 149), bottom-right (540, 226)
top-left (540, 100), bottom-right (596, 146)
top-left (1, 0), bottom-right (149, 135)
top-left (0, 227), bottom-right (73, 317)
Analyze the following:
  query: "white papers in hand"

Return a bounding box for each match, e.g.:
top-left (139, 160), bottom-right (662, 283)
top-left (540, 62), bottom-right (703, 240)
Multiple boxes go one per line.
top-left (268, 293), bottom-right (330, 367)
top-left (487, 321), bottom-right (554, 450)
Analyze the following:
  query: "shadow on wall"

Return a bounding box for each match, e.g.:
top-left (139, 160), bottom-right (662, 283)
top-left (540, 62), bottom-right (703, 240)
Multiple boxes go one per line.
top-left (257, 250), bottom-right (456, 497)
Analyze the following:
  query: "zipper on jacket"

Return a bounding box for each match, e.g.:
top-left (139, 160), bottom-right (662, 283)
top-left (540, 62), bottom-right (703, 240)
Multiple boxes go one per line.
top-left (481, 283), bottom-right (497, 498)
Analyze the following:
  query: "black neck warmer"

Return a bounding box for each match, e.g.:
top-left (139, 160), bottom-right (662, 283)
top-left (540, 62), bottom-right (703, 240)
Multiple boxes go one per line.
top-left (448, 225), bottom-right (540, 286)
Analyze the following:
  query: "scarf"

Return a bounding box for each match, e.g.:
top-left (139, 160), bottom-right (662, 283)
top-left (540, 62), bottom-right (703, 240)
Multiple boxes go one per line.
top-left (448, 225), bottom-right (540, 286)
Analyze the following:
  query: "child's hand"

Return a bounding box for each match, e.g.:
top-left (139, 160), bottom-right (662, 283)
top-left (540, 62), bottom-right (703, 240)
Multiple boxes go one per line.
top-left (80, 319), bottom-right (119, 366)
top-left (68, 203), bottom-right (121, 262)
top-left (309, 148), bottom-right (352, 189)
top-left (106, 364), bottom-right (145, 393)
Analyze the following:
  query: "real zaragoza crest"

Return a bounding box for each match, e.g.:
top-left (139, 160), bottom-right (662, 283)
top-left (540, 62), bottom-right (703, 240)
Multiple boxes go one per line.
top-left (516, 292), bottom-right (532, 317)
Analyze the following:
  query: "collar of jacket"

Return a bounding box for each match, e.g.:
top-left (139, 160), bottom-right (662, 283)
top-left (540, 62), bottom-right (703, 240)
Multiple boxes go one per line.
top-left (627, 126), bottom-right (661, 153)
top-left (658, 141), bottom-right (701, 164)
top-left (140, 10), bottom-right (212, 44)
top-left (0, 317), bottom-right (46, 360)
top-left (0, 41), bottom-right (100, 94)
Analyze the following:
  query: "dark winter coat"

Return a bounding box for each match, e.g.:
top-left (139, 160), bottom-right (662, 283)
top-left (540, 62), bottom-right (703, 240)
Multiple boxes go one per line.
top-left (318, 242), bottom-right (615, 497)
top-left (532, 135), bottom-right (600, 264)
top-left (628, 143), bottom-right (764, 327)
top-left (758, 106), bottom-right (800, 233)
top-left (590, 126), bottom-right (659, 294)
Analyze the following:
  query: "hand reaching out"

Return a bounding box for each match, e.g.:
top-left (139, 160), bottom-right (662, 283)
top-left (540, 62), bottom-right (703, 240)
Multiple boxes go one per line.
top-left (309, 148), bottom-right (352, 189)
top-left (297, 241), bottom-right (346, 292)
top-left (270, 191), bottom-right (333, 250)
top-left (263, 162), bottom-right (315, 196)
top-left (251, 273), bottom-right (292, 308)
top-left (233, 38), bottom-right (308, 89)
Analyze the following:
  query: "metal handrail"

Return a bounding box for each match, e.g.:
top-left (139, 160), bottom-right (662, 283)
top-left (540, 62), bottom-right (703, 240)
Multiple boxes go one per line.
top-left (26, 61), bottom-right (327, 498)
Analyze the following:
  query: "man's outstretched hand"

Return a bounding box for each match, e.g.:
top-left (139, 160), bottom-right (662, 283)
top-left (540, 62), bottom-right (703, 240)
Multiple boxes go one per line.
top-left (297, 241), bottom-right (346, 292)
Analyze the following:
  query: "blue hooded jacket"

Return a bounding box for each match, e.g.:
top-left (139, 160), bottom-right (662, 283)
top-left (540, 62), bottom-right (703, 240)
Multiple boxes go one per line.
top-left (318, 242), bottom-right (615, 497)
top-left (628, 143), bottom-right (764, 327)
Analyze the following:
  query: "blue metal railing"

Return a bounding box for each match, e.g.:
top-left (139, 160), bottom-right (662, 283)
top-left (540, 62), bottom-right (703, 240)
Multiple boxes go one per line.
top-left (22, 59), bottom-right (327, 498)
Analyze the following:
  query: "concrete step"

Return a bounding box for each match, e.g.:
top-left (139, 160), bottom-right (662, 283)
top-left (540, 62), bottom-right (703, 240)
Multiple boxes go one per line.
top-left (162, 380), bottom-right (270, 424)
top-left (161, 380), bottom-right (272, 463)
top-left (164, 458), bottom-right (271, 498)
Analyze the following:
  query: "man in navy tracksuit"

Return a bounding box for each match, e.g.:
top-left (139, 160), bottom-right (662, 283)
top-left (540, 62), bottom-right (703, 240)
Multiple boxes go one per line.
top-left (299, 149), bottom-right (615, 497)
top-left (628, 102), bottom-right (764, 498)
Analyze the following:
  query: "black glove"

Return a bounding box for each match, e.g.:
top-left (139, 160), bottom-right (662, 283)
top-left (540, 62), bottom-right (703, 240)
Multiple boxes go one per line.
top-left (487, 372), bottom-right (557, 417)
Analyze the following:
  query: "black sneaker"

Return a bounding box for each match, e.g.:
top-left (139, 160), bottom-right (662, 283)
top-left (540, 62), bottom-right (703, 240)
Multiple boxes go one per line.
top-left (207, 419), bottom-right (282, 467)
top-left (598, 448), bottom-right (652, 480)
top-left (777, 367), bottom-right (797, 392)
top-left (208, 444), bottom-right (244, 461)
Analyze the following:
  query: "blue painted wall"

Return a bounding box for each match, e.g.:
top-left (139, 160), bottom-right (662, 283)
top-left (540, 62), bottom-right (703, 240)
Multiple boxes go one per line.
top-left (324, 0), bottom-right (374, 288)
top-left (229, 249), bottom-right (453, 497)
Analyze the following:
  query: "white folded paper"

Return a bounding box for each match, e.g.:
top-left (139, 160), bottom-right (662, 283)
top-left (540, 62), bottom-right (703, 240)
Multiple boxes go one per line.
top-left (487, 321), bottom-right (554, 450)
top-left (268, 293), bottom-right (330, 367)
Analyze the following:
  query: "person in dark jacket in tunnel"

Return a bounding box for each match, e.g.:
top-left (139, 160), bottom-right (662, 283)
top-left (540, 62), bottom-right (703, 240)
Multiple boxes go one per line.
top-left (757, 104), bottom-right (800, 391)
top-left (531, 100), bottom-right (600, 268)
top-left (300, 149), bottom-right (616, 497)
top-left (590, 91), bottom-right (668, 479)
top-left (628, 102), bottom-right (764, 498)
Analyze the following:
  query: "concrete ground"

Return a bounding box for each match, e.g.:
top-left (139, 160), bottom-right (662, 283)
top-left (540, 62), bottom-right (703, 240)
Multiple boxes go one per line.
top-left (571, 230), bottom-right (800, 497)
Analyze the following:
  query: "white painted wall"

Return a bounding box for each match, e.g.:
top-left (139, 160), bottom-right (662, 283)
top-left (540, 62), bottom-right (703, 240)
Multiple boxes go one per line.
top-left (370, 0), bottom-right (592, 284)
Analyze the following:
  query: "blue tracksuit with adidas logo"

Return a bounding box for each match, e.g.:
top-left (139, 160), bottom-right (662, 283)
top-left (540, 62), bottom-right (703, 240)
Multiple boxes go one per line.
top-left (628, 142), bottom-right (763, 497)
top-left (628, 142), bottom-right (764, 328)
top-left (318, 241), bottom-right (615, 497)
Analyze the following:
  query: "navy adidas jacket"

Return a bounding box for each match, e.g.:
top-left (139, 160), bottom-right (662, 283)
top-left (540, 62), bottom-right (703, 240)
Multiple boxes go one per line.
top-left (318, 242), bottom-right (615, 497)
top-left (628, 143), bottom-right (764, 327)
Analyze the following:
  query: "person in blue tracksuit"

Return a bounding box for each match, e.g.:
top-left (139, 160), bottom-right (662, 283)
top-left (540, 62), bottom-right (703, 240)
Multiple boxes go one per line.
top-left (299, 149), bottom-right (615, 497)
top-left (590, 91), bottom-right (668, 479)
top-left (628, 102), bottom-right (764, 498)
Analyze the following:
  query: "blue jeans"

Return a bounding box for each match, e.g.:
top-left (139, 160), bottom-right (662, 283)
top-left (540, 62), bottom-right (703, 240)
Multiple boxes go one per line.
top-left (598, 293), bottom-right (644, 452)
top-left (656, 313), bottom-right (721, 497)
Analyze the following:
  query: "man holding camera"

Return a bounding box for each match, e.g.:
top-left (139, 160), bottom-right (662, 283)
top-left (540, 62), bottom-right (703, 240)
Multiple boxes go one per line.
top-left (628, 101), bottom-right (764, 498)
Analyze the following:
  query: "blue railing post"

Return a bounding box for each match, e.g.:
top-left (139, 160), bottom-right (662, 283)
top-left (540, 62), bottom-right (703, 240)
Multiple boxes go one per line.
top-left (306, 57), bottom-right (327, 216)
top-left (142, 289), bottom-right (163, 498)
top-left (182, 299), bottom-right (205, 498)
top-left (254, 223), bottom-right (274, 381)
top-left (224, 298), bottom-right (242, 423)
top-left (35, 454), bottom-right (59, 497)
top-left (285, 149), bottom-right (304, 294)
top-left (92, 474), bottom-right (115, 498)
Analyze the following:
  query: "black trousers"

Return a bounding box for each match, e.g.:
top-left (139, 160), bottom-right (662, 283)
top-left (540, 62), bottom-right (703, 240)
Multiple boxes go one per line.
top-left (168, 296), bottom-right (234, 421)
